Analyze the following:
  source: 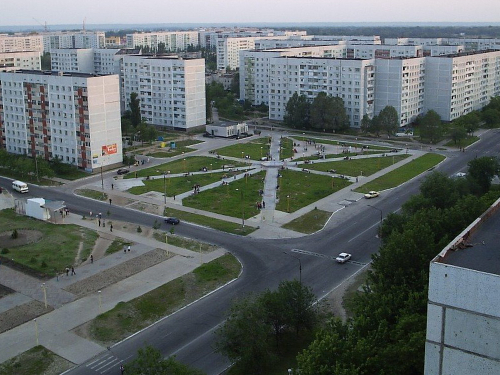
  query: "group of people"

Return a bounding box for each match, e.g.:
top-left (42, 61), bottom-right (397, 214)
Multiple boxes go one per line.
top-left (256, 201), bottom-right (266, 210)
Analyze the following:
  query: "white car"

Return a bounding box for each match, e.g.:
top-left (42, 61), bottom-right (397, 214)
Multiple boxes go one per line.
top-left (336, 252), bottom-right (352, 264)
top-left (455, 172), bottom-right (466, 178)
top-left (364, 191), bottom-right (380, 199)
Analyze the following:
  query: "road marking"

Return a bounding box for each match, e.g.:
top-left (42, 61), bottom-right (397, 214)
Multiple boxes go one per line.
top-left (347, 221), bottom-right (380, 242)
top-left (291, 249), bottom-right (368, 266)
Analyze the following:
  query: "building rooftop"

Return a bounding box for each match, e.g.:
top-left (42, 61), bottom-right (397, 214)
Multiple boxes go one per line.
top-left (2, 70), bottom-right (105, 78)
top-left (438, 202), bottom-right (500, 276)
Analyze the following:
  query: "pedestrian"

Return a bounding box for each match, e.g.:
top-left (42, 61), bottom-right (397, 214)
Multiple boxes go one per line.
top-left (124, 247), bottom-right (127, 254)
top-left (262, 201), bottom-right (266, 209)
top-left (103, 219), bottom-right (106, 228)
top-left (128, 245), bottom-right (131, 252)
top-left (111, 183), bottom-right (114, 190)
top-left (99, 213), bottom-right (102, 219)
top-left (90, 255), bottom-right (93, 264)
top-left (173, 194), bottom-right (176, 200)
top-left (65, 267), bottom-right (69, 276)
top-left (110, 224), bottom-right (113, 232)
top-left (120, 364), bottom-right (125, 374)
top-left (71, 266), bottom-right (75, 275)
top-left (98, 219), bottom-right (101, 227)
top-left (109, 198), bottom-right (112, 205)
top-left (356, 177), bottom-right (358, 183)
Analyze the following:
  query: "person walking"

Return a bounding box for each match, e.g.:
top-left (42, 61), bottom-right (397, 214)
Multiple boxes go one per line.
top-left (71, 266), bottom-right (75, 275)
top-left (120, 364), bottom-right (125, 374)
top-left (110, 223), bottom-right (113, 232)
top-left (65, 267), bottom-right (69, 276)
top-left (127, 245), bottom-right (131, 252)
top-left (90, 255), bottom-right (93, 264)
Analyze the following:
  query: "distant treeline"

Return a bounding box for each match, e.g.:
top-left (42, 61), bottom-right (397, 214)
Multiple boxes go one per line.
top-left (288, 26), bottom-right (500, 39)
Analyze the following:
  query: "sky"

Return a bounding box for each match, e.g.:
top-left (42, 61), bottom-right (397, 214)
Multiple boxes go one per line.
top-left (1, 0), bottom-right (500, 27)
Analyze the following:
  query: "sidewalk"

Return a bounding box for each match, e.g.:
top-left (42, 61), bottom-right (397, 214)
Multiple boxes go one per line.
top-left (0, 213), bottom-right (227, 365)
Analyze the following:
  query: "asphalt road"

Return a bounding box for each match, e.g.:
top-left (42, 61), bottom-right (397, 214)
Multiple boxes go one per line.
top-left (1, 129), bottom-right (499, 375)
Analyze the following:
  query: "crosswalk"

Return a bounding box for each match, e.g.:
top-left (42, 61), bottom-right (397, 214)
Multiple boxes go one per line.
top-left (86, 353), bottom-right (123, 374)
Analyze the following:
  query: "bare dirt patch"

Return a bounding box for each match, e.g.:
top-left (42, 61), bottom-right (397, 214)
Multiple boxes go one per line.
top-left (64, 248), bottom-right (172, 298)
top-left (0, 300), bottom-right (54, 334)
top-left (0, 229), bottom-right (43, 248)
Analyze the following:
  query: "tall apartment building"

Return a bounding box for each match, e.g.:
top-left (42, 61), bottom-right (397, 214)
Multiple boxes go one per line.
top-left (425, 198), bottom-right (500, 375)
top-left (51, 48), bottom-right (123, 75)
top-left (0, 34), bottom-right (44, 53)
top-left (42, 31), bottom-right (106, 52)
top-left (268, 57), bottom-right (375, 127)
top-left (198, 27), bottom-right (280, 49)
top-left (0, 51), bottom-right (41, 72)
top-left (0, 70), bottom-right (122, 172)
top-left (424, 50), bottom-right (500, 121)
top-left (120, 55), bottom-right (205, 130)
top-left (386, 37), bottom-right (500, 52)
top-left (240, 46), bottom-right (346, 106)
top-left (374, 57), bottom-right (426, 126)
top-left (217, 37), bottom-right (260, 70)
top-left (126, 31), bottom-right (199, 52)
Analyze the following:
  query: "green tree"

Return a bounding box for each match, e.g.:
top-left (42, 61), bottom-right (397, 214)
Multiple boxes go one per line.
top-left (230, 72), bottom-right (239, 95)
top-left (121, 117), bottom-right (133, 136)
top-left (481, 108), bottom-right (500, 128)
top-left (125, 346), bottom-right (204, 375)
top-left (128, 92), bottom-right (141, 127)
top-left (449, 122), bottom-right (467, 146)
top-left (419, 110), bottom-right (442, 143)
top-left (310, 93), bottom-right (348, 132)
top-left (284, 93), bottom-right (311, 129)
top-left (467, 156), bottom-right (500, 195)
top-left (377, 106), bottom-right (399, 136)
top-left (462, 111), bottom-right (481, 135)
top-left (420, 171), bottom-right (460, 209)
top-left (41, 52), bottom-right (51, 70)
top-left (370, 114), bottom-right (382, 137)
top-left (360, 114), bottom-right (371, 134)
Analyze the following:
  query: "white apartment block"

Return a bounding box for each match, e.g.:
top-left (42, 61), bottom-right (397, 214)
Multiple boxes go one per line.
top-left (42, 31), bottom-right (105, 52)
top-left (423, 44), bottom-right (464, 56)
top-left (126, 31), bottom-right (199, 52)
top-left (198, 28), bottom-right (278, 49)
top-left (120, 55), bottom-right (205, 130)
top-left (268, 57), bottom-right (375, 128)
top-left (0, 51), bottom-right (41, 72)
top-left (425, 198), bottom-right (500, 375)
top-left (0, 34), bottom-right (44, 53)
top-left (424, 50), bottom-right (500, 121)
top-left (374, 58), bottom-right (426, 126)
top-left (217, 37), bottom-right (260, 70)
top-left (51, 48), bottom-right (122, 75)
top-left (386, 37), bottom-right (500, 52)
top-left (347, 44), bottom-right (423, 59)
top-left (0, 70), bottom-right (122, 172)
top-left (240, 46), bottom-right (346, 106)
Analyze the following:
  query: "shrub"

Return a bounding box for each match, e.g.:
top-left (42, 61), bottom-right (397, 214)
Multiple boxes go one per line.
top-left (11, 229), bottom-right (18, 239)
top-left (137, 226), bottom-right (142, 233)
top-left (1, 248), bottom-right (9, 254)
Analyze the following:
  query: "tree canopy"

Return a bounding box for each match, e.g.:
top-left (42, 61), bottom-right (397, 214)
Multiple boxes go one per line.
top-left (125, 346), bottom-right (204, 375)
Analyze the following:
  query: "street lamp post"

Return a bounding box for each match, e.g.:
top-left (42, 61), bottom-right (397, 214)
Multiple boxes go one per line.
top-left (367, 204), bottom-right (383, 222)
top-left (236, 188), bottom-right (245, 227)
top-left (163, 173), bottom-right (167, 204)
top-left (34, 318), bottom-right (39, 346)
top-left (283, 252), bottom-right (302, 284)
top-left (287, 194), bottom-right (290, 213)
top-left (41, 283), bottom-right (47, 309)
top-left (98, 290), bottom-right (102, 314)
top-left (331, 176), bottom-right (335, 189)
top-left (165, 234), bottom-right (169, 257)
top-left (260, 146), bottom-right (263, 159)
top-left (210, 163), bottom-right (213, 175)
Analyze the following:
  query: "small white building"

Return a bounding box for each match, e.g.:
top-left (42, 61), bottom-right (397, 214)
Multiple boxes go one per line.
top-left (26, 198), bottom-right (51, 221)
top-left (206, 122), bottom-right (248, 138)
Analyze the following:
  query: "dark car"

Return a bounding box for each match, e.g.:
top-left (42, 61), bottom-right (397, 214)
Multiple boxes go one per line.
top-left (165, 217), bottom-right (180, 225)
top-left (117, 168), bottom-right (130, 175)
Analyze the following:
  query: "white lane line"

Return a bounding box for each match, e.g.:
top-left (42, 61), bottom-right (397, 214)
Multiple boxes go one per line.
top-left (347, 221), bottom-right (380, 243)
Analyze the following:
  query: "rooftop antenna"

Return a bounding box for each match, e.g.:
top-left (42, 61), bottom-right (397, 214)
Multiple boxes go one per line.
top-left (32, 17), bottom-right (48, 32)
top-left (83, 17), bottom-right (86, 31)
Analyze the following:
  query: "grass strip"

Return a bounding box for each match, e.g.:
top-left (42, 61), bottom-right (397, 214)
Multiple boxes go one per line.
top-left (164, 207), bottom-right (257, 236)
top-left (87, 254), bottom-right (240, 345)
top-left (444, 136), bottom-right (479, 148)
top-left (354, 153), bottom-right (446, 193)
top-left (282, 208), bottom-right (332, 234)
top-left (152, 232), bottom-right (217, 253)
top-left (216, 137), bottom-right (271, 160)
top-left (280, 137), bottom-right (294, 159)
top-left (75, 189), bottom-right (108, 201)
top-left (0, 345), bottom-right (72, 375)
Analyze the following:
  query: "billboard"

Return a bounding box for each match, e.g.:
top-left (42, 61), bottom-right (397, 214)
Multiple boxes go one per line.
top-left (101, 144), bottom-right (118, 156)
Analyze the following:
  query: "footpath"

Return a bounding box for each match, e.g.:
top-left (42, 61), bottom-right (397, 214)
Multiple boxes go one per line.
top-left (0, 211), bottom-right (226, 365)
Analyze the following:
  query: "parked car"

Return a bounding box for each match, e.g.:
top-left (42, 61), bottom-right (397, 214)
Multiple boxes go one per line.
top-left (364, 191), bottom-right (380, 199)
top-left (336, 252), bottom-right (352, 264)
top-left (117, 168), bottom-right (130, 175)
top-left (165, 217), bottom-right (180, 225)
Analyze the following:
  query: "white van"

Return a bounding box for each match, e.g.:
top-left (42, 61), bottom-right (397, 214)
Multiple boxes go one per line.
top-left (12, 180), bottom-right (29, 193)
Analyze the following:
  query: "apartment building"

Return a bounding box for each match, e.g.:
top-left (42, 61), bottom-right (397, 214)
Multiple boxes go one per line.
top-left (126, 31), bottom-right (199, 52)
top-left (425, 198), bottom-right (500, 375)
top-left (386, 37), bottom-right (500, 52)
top-left (424, 50), bottom-right (500, 121)
top-left (374, 57), bottom-right (426, 126)
top-left (0, 51), bottom-right (41, 72)
top-left (0, 70), bottom-right (122, 172)
top-left (42, 31), bottom-right (106, 52)
top-left (0, 34), bottom-right (44, 53)
top-left (268, 57), bottom-right (375, 127)
top-left (51, 48), bottom-right (123, 75)
top-left (198, 27), bottom-right (280, 49)
top-left (120, 55), bottom-right (205, 130)
top-left (240, 46), bottom-right (346, 106)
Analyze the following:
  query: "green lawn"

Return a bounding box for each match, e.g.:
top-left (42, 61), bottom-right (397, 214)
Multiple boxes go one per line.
top-left (148, 139), bottom-right (204, 158)
top-left (124, 156), bottom-right (248, 178)
top-left (292, 136), bottom-right (392, 151)
top-left (164, 207), bottom-right (256, 236)
top-left (128, 171), bottom-right (237, 197)
top-left (445, 136), bottom-right (479, 148)
top-left (280, 137), bottom-right (294, 159)
top-left (183, 172), bottom-right (265, 219)
top-left (0, 209), bottom-right (98, 276)
top-left (293, 150), bottom-right (384, 162)
top-left (87, 254), bottom-right (241, 345)
top-left (152, 233), bottom-right (217, 253)
top-left (302, 154), bottom-right (409, 176)
top-left (0, 345), bottom-right (72, 375)
top-left (105, 238), bottom-right (132, 255)
top-left (354, 153), bottom-right (446, 193)
top-left (75, 189), bottom-right (108, 201)
top-left (216, 137), bottom-right (271, 160)
top-left (276, 170), bottom-right (351, 213)
top-left (282, 208), bottom-right (332, 234)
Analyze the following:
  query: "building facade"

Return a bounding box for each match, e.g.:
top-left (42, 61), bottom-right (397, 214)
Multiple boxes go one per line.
top-left (42, 31), bottom-right (106, 52)
top-left (0, 51), bottom-right (41, 72)
top-left (0, 34), bottom-right (44, 53)
top-left (51, 48), bottom-right (122, 75)
top-left (0, 70), bottom-right (122, 172)
top-left (120, 55), bottom-right (206, 130)
top-left (126, 31), bottom-right (199, 52)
